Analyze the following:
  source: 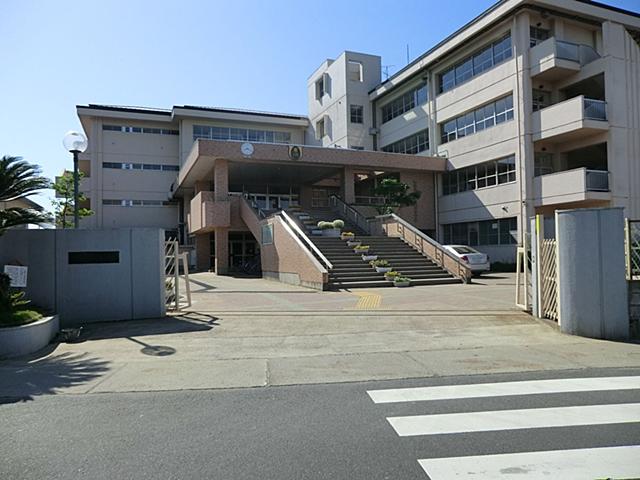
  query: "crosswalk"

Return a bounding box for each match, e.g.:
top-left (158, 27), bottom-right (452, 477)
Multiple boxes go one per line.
top-left (367, 375), bottom-right (640, 479)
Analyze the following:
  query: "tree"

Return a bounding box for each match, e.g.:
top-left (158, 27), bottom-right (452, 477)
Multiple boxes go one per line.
top-left (373, 177), bottom-right (422, 215)
top-left (51, 170), bottom-right (93, 228)
top-left (0, 155), bottom-right (51, 235)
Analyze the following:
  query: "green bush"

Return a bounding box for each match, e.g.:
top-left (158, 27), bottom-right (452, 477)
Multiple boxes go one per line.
top-left (369, 259), bottom-right (390, 267)
top-left (0, 273), bottom-right (42, 327)
top-left (332, 219), bottom-right (345, 229)
top-left (317, 221), bottom-right (334, 229)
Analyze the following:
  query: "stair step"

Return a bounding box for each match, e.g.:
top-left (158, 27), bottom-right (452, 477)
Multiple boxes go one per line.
top-left (329, 277), bottom-right (460, 289)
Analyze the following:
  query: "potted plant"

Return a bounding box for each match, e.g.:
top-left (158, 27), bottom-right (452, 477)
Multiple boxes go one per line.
top-left (353, 244), bottom-right (370, 254)
top-left (393, 276), bottom-right (411, 287)
top-left (370, 259), bottom-right (392, 273)
top-left (318, 220), bottom-right (343, 237)
top-left (346, 238), bottom-right (361, 247)
top-left (0, 273), bottom-right (58, 358)
top-left (341, 231), bottom-right (355, 241)
top-left (384, 271), bottom-right (400, 281)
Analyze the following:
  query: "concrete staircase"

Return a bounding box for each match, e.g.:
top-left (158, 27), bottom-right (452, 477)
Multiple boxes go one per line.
top-left (287, 207), bottom-right (458, 289)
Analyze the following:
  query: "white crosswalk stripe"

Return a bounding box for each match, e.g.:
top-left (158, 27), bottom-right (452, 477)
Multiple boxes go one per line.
top-left (367, 375), bottom-right (640, 479)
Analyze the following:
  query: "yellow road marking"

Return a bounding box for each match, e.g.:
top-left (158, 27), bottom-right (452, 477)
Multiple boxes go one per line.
top-left (351, 290), bottom-right (382, 310)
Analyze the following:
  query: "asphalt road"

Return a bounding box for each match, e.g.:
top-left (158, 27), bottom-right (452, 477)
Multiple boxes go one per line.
top-left (2, 368), bottom-right (640, 479)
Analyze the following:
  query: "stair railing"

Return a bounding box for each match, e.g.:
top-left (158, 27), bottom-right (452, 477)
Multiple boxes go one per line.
top-left (374, 213), bottom-right (472, 283)
top-left (279, 210), bottom-right (333, 270)
top-left (328, 195), bottom-right (371, 234)
top-left (242, 192), bottom-right (267, 219)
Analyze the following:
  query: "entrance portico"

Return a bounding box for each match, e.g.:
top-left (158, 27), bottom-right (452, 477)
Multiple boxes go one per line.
top-left (175, 139), bottom-right (446, 274)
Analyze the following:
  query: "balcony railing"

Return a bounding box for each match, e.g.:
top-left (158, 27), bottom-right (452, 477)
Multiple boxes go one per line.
top-left (354, 195), bottom-right (385, 206)
top-left (583, 98), bottom-right (607, 120)
top-left (585, 169), bottom-right (610, 191)
top-left (554, 40), bottom-right (600, 65)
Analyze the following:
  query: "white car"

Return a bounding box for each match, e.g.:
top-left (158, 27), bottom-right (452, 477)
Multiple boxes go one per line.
top-left (443, 245), bottom-right (490, 274)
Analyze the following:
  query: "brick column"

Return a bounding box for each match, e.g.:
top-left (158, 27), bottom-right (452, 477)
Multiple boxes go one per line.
top-left (343, 166), bottom-right (355, 204)
top-left (214, 228), bottom-right (229, 274)
top-left (214, 159), bottom-right (229, 201)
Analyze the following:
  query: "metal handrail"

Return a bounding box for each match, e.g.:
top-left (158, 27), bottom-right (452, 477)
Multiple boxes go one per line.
top-left (375, 213), bottom-right (472, 283)
top-left (328, 195), bottom-right (371, 234)
top-left (242, 192), bottom-right (267, 219)
top-left (279, 210), bottom-right (333, 270)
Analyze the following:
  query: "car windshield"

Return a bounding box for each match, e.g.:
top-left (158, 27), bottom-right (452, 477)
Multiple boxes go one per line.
top-left (452, 246), bottom-right (477, 254)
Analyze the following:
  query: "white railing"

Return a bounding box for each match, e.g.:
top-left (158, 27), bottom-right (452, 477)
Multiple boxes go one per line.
top-left (372, 213), bottom-right (472, 283)
top-left (585, 169), bottom-right (610, 191)
top-left (583, 98), bottom-right (607, 120)
top-left (279, 210), bottom-right (333, 270)
top-left (329, 195), bottom-right (372, 234)
top-left (554, 39), bottom-right (600, 65)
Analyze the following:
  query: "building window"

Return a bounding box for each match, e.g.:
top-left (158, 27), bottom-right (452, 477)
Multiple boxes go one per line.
top-left (347, 61), bottom-right (363, 82)
top-left (438, 33), bottom-right (512, 93)
top-left (380, 82), bottom-right (428, 124)
top-left (381, 129), bottom-right (429, 154)
top-left (315, 76), bottom-right (325, 100)
top-left (440, 95), bottom-right (514, 144)
top-left (351, 146), bottom-right (364, 150)
top-left (530, 26), bottom-right (550, 47)
top-left (532, 89), bottom-right (551, 111)
top-left (316, 118), bottom-right (325, 140)
top-left (443, 217), bottom-right (517, 246)
top-left (102, 199), bottom-right (177, 207)
top-left (103, 125), bottom-right (178, 135)
top-left (442, 155), bottom-right (516, 195)
top-left (102, 162), bottom-right (179, 171)
top-left (534, 152), bottom-right (554, 176)
top-left (193, 125), bottom-right (291, 144)
top-left (350, 105), bottom-right (364, 124)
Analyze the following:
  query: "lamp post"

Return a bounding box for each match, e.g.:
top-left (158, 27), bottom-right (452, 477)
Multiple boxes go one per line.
top-left (63, 131), bottom-right (88, 229)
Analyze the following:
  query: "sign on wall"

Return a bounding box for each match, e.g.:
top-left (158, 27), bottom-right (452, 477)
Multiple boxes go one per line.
top-left (4, 265), bottom-right (28, 288)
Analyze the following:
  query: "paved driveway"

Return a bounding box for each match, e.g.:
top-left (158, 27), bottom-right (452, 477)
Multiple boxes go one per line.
top-left (1, 273), bottom-right (639, 400)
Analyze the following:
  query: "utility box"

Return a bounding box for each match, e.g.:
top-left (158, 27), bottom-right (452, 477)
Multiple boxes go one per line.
top-left (556, 207), bottom-right (629, 340)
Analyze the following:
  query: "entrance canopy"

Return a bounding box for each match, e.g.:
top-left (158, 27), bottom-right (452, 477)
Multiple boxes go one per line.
top-left (174, 139), bottom-right (446, 192)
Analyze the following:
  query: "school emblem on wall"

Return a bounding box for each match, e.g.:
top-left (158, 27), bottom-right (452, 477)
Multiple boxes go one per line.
top-left (288, 145), bottom-right (302, 161)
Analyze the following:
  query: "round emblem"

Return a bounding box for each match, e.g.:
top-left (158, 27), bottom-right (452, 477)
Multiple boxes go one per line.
top-left (241, 142), bottom-right (254, 156)
top-left (288, 145), bottom-right (302, 161)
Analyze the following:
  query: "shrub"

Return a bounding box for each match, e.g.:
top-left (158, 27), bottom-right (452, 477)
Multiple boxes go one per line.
top-left (317, 221), bottom-right (334, 230)
top-left (0, 273), bottom-right (42, 327)
top-left (384, 271), bottom-right (400, 279)
top-left (394, 276), bottom-right (411, 283)
top-left (369, 259), bottom-right (390, 267)
top-left (332, 219), bottom-right (345, 229)
top-left (353, 245), bottom-right (370, 251)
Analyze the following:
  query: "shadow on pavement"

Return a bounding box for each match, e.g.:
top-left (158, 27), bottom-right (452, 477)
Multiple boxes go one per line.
top-left (81, 314), bottom-right (219, 341)
top-left (0, 352), bottom-right (110, 405)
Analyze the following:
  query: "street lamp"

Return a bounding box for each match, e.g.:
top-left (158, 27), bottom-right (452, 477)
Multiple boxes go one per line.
top-left (63, 131), bottom-right (88, 229)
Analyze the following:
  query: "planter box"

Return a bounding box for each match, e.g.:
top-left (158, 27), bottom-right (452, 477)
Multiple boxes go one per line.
top-left (394, 281), bottom-right (411, 288)
top-left (0, 315), bottom-right (59, 359)
top-left (346, 240), bottom-right (361, 247)
top-left (311, 229), bottom-right (323, 236)
top-left (375, 267), bottom-right (392, 273)
top-left (341, 234), bottom-right (355, 241)
top-left (361, 254), bottom-right (377, 261)
top-left (322, 228), bottom-right (341, 238)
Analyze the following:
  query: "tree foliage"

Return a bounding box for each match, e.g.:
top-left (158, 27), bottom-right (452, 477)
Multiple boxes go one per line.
top-left (0, 155), bottom-right (51, 235)
top-left (51, 171), bottom-right (93, 229)
top-left (373, 177), bottom-right (421, 215)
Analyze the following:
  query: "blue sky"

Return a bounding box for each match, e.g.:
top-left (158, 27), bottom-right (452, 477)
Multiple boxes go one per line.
top-left (1, 0), bottom-right (638, 210)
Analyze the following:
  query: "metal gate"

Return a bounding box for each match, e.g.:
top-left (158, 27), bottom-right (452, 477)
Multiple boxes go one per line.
top-left (539, 238), bottom-right (558, 321)
top-left (164, 240), bottom-right (191, 310)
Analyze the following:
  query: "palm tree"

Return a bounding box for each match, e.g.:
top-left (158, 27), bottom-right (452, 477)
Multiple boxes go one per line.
top-left (0, 155), bottom-right (51, 234)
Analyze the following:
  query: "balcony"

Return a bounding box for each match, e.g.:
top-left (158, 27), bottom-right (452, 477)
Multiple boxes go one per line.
top-left (530, 37), bottom-right (600, 81)
top-left (532, 96), bottom-right (608, 143)
top-left (189, 191), bottom-right (231, 234)
top-left (533, 167), bottom-right (611, 207)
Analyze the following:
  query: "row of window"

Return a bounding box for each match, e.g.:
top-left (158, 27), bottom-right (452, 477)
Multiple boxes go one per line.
top-left (443, 217), bottom-right (518, 246)
top-left (103, 162), bottom-right (179, 171)
top-left (193, 125), bottom-right (291, 144)
top-left (103, 125), bottom-right (179, 135)
top-left (102, 199), bottom-right (178, 207)
top-left (381, 129), bottom-right (429, 155)
top-left (440, 95), bottom-right (514, 144)
top-left (442, 155), bottom-right (516, 195)
top-left (439, 34), bottom-right (512, 93)
top-left (381, 82), bottom-right (428, 124)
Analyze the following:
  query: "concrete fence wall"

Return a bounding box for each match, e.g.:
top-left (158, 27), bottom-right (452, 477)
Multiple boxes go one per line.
top-left (0, 228), bottom-right (165, 326)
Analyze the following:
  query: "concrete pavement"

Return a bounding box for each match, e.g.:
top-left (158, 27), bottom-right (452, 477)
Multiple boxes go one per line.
top-left (1, 273), bottom-right (639, 399)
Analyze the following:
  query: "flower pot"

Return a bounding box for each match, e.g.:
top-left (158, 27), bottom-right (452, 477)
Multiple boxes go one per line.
top-left (341, 233), bottom-right (355, 241)
top-left (384, 274), bottom-right (398, 281)
top-left (0, 315), bottom-right (59, 358)
top-left (361, 254), bottom-right (376, 261)
top-left (375, 267), bottom-right (392, 273)
top-left (346, 240), bottom-right (361, 247)
top-left (394, 280), bottom-right (411, 287)
top-left (322, 228), bottom-right (341, 237)
top-left (311, 229), bottom-right (323, 236)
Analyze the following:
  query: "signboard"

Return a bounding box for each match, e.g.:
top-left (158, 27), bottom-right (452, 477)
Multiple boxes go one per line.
top-left (4, 265), bottom-right (28, 288)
